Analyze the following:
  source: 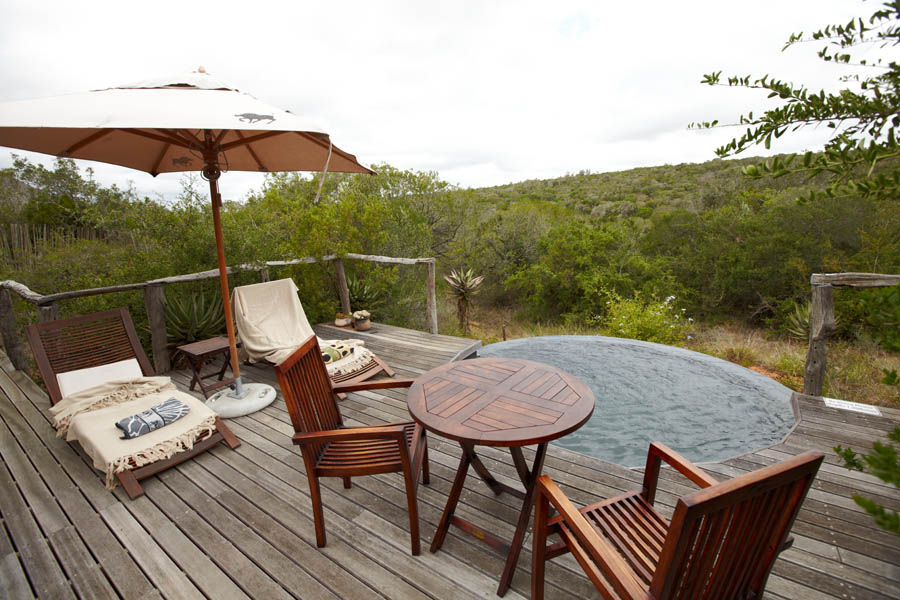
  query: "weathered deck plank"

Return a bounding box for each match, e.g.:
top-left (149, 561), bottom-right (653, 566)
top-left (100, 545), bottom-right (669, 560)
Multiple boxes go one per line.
top-left (0, 323), bottom-right (898, 599)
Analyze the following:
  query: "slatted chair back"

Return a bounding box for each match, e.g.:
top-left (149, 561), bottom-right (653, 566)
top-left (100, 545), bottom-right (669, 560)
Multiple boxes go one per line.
top-left (650, 451), bottom-right (823, 599)
top-left (274, 336), bottom-right (343, 459)
top-left (26, 307), bottom-right (154, 405)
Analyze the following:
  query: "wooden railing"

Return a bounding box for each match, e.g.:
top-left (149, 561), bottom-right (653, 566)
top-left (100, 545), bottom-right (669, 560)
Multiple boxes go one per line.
top-left (804, 272), bottom-right (900, 396)
top-left (0, 253), bottom-right (439, 374)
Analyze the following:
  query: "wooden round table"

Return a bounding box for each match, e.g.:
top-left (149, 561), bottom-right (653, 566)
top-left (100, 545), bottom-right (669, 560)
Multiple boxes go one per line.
top-left (407, 357), bottom-right (594, 596)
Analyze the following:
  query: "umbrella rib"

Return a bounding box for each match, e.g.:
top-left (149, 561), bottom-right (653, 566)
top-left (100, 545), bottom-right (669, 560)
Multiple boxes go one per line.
top-left (220, 130), bottom-right (285, 151)
top-left (62, 129), bottom-right (113, 156)
top-left (149, 142), bottom-right (171, 176)
top-left (157, 128), bottom-right (201, 148)
top-left (123, 128), bottom-right (193, 148)
top-left (234, 131), bottom-right (267, 171)
top-left (295, 130), bottom-right (331, 151)
top-left (214, 129), bottom-right (229, 146)
top-left (296, 131), bottom-right (373, 174)
top-left (327, 144), bottom-right (372, 173)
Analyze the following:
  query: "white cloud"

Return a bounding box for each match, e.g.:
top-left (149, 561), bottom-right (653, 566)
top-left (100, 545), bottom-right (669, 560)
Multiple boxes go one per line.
top-left (0, 0), bottom-right (869, 199)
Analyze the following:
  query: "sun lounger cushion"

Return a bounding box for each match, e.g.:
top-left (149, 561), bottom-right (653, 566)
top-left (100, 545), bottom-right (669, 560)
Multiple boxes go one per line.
top-left (56, 358), bottom-right (143, 397)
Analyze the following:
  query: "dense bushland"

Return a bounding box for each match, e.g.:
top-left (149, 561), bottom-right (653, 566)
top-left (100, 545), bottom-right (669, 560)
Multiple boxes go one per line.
top-left (2, 154), bottom-right (897, 343)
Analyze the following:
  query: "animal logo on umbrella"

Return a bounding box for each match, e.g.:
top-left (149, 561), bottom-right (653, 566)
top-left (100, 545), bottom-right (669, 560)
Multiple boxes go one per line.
top-left (234, 113), bottom-right (275, 124)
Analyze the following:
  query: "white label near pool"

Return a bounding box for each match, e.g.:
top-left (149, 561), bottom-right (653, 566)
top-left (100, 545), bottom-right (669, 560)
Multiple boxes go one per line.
top-left (823, 397), bottom-right (882, 416)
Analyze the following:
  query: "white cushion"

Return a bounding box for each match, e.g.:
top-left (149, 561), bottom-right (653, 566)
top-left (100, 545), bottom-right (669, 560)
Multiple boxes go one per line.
top-left (56, 358), bottom-right (144, 398)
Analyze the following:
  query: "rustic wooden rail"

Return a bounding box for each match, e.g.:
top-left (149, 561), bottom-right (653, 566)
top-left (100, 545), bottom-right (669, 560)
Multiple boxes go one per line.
top-left (803, 272), bottom-right (900, 396)
top-left (0, 253), bottom-right (439, 374)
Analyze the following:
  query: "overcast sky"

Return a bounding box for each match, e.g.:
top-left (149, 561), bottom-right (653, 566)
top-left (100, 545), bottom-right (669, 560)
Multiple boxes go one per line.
top-left (0, 0), bottom-right (868, 202)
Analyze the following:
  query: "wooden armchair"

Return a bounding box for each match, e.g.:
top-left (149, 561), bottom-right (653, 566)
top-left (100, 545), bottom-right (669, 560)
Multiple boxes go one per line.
top-left (532, 442), bottom-right (823, 600)
top-left (274, 336), bottom-right (430, 555)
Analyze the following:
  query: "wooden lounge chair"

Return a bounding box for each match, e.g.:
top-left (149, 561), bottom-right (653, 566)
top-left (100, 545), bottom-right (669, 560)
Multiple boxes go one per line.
top-left (274, 335), bottom-right (429, 555)
top-left (26, 307), bottom-right (240, 499)
top-left (234, 278), bottom-right (394, 395)
top-left (532, 442), bottom-right (824, 600)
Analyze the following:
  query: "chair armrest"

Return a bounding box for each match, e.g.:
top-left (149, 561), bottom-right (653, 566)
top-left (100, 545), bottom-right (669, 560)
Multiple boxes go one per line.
top-left (332, 378), bottom-right (415, 394)
top-left (537, 476), bottom-right (649, 600)
top-left (291, 423), bottom-right (409, 446)
top-left (642, 442), bottom-right (718, 505)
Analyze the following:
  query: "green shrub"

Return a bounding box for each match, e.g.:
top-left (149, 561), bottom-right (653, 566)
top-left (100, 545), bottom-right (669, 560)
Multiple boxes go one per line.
top-left (835, 424), bottom-right (900, 536)
top-left (857, 287), bottom-right (900, 352)
top-left (598, 292), bottom-right (693, 345)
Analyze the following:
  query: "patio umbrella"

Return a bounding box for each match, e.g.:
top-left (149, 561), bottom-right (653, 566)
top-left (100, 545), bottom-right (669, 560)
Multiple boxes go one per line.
top-left (0, 68), bottom-right (373, 417)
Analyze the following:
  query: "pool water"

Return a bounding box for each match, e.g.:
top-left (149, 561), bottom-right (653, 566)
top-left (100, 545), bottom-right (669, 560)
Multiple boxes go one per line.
top-left (478, 336), bottom-right (795, 467)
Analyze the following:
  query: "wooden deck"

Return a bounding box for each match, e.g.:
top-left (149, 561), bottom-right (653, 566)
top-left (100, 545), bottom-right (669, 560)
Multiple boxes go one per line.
top-left (1, 322), bottom-right (898, 599)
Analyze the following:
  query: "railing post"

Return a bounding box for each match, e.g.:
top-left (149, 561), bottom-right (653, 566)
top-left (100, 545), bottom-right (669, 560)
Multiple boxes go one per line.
top-left (425, 260), bottom-right (438, 335)
top-left (37, 303), bottom-right (60, 323)
top-left (0, 288), bottom-right (29, 371)
top-left (803, 283), bottom-right (835, 396)
top-left (259, 267), bottom-right (270, 283)
top-left (144, 284), bottom-right (171, 373)
top-left (332, 258), bottom-right (352, 315)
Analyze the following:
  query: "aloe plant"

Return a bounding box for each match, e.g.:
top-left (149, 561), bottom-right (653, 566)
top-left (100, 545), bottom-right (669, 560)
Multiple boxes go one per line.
top-left (164, 291), bottom-right (226, 346)
top-left (346, 275), bottom-right (384, 311)
top-left (785, 301), bottom-right (811, 341)
top-left (444, 268), bottom-right (484, 334)
top-left (786, 300), bottom-right (839, 342)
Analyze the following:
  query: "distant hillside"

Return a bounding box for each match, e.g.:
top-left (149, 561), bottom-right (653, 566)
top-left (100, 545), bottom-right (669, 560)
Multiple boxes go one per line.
top-left (471, 155), bottom-right (831, 217)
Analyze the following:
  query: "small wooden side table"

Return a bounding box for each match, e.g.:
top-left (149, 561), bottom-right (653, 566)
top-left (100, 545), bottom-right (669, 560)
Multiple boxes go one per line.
top-left (407, 357), bottom-right (594, 596)
top-left (177, 336), bottom-right (235, 398)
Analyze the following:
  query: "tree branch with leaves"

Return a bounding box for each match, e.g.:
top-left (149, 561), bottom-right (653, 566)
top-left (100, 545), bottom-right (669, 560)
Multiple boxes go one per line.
top-left (691, 1), bottom-right (900, 202)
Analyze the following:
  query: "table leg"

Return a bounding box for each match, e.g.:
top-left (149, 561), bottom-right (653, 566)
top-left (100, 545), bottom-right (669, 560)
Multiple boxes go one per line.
top-left (430, 448), bottom-right (471, 553)
top-left (214, 351), bottom-right (230, 381)
top-left (510, 446), bottom-right (530, 487)
top-left (463, 441), bottom-right (504, 496)
top-left (497, 442), bottom-right (548, 597)
top-left (187, 356), bottom-right (202, 392)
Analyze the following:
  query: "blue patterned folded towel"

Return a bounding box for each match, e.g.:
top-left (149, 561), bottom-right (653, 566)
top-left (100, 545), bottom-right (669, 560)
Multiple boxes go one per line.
top-left (115, 397), bottom-right (190, 439)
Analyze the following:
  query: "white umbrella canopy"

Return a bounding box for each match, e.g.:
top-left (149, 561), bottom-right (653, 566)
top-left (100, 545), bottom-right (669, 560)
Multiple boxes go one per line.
top-left (0, 68), bottom-right (373, 417)
top-left (0, 69), bottom-right (372, 176)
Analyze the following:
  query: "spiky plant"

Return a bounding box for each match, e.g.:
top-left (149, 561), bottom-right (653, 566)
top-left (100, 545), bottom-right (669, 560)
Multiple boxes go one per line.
top-left (444, 268), bottom-right (484, 334)
top-left (785, 301), bottom-right (812, 341)
top-left (346, 275), bottom-right (385, 312)
top-left (786, 300), bottom-right (839, 341)
top-left (164, 292), bottom-right (226, 346)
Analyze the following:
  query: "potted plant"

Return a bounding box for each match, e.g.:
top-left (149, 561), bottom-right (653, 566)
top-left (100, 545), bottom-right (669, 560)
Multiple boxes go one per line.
top-left (334, 312), bottom-right (351, 327)
top-left (351, 310), bottom-right (371, 331)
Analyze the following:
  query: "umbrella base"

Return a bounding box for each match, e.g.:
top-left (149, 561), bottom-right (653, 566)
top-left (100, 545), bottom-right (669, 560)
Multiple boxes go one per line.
top-left (205, 382), bottom-right (277, 418)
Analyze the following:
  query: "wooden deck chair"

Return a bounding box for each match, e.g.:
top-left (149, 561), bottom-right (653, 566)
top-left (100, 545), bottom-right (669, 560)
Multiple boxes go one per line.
top-left (26, 307), bottom-right (240, 499)
top-left (234, 278), bottom-right (394, 394)
top-left (532, 442), bottom-right (824, 600)
top-left (274, 336), bottom-right (429, 555)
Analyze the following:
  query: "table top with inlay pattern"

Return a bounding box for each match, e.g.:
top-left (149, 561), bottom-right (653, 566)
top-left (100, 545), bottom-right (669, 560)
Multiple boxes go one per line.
top-left (407, 357), bottom-right (595, 447)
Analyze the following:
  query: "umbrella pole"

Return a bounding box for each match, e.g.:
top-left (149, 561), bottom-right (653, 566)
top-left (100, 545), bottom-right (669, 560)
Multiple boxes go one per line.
top-left (205, 160), bottom-right (246, 399)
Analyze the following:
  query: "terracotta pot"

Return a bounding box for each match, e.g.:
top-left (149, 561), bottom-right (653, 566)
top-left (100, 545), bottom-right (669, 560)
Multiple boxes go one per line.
top-left (353, 318), bottom-right (371, 331)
